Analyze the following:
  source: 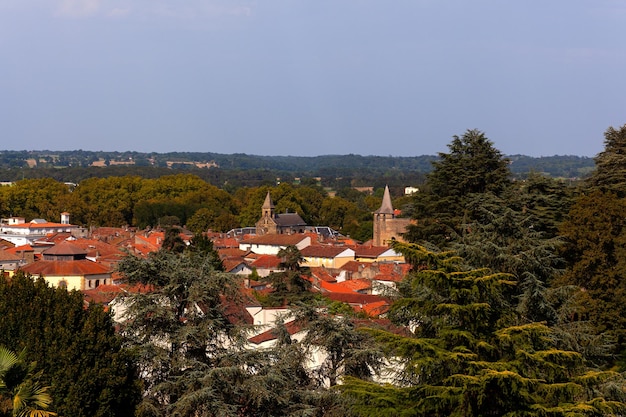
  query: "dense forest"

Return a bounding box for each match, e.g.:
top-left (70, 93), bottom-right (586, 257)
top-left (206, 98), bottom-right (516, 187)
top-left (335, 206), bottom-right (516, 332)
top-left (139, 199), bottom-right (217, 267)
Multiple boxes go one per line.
top-left (0, 150), bottom-right (594, 188)
top-left (1, 126), bottom-right (626, 416)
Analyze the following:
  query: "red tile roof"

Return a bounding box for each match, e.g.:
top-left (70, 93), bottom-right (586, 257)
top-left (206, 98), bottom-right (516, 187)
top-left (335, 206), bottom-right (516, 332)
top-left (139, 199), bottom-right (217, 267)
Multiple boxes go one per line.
top-left (20, 259), bottom-right (111, 276)
top-left (360, 300), bottom-right (390, 317)
top-left (324, 292), bottom-right (388, 305)
top-left (241, 234), bottom-right (310, 246)
top-left (0, 239), bottom-right (15, 249)
top-left (248, 320), bottom-right (302, 345)
top-left (218, 248), bottom-right (249, 259)
top-left (213, 237), bottom-right (240, 249)
top-left (300, 245), bottom-right (353, 258)
top-left (35, 232), bottom-right (73, 244)
top-left (320, 278), bottom-right (371, 294)
top-left (42, 241), bottom-right (88, 256)
top-left (322, 293), bottom-right (391, 318)
top-left (0, 249), bottom-right (20, 261)
top-left (5, 244), bottom-right (34, 255)
top-left (339, 260), bottom-right (368, 273)
top-left (309, 267), bottom-right (337, 283)
top-left (250, 255), bottom-right (282, 269)
top-left (223, 258), bottom-right (248, 273)
top-left (82, 284), bottom-right (125, 304)
top-left (134, 232), bottom-right (164, 251)
top-left (353, 245), bottom-right (393, 258)
top-left (63, 238), bottom-right (126, 262)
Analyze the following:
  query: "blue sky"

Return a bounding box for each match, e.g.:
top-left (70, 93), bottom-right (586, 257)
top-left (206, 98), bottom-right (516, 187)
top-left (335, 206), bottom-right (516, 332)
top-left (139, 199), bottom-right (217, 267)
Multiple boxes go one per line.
top-left (1, 1), bottom-right (625, 157)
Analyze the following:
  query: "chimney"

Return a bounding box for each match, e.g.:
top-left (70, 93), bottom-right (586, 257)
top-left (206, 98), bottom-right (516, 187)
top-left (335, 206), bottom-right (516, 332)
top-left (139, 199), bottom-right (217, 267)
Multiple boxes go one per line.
top-left (61, 212), bottom-right (70, 224)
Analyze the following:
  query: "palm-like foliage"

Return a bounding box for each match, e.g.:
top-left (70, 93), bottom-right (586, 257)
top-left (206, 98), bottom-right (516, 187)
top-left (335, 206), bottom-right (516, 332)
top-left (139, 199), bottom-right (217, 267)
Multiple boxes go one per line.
top-left (0, 346), bottom-right (56, 417)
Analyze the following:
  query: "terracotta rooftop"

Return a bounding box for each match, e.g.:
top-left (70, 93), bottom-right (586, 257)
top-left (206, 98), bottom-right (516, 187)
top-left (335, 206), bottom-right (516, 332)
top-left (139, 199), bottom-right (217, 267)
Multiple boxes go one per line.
top-left (309, 267), bottom-right (337, 283)
top-left (339, 260), bottom-right (368, 273)
top-left (82, 284), bottom-right (125, 305)
top-left (213, 237), bottom-right (241, 249)
top-left (5, 244), bottom-right (34, 255)
top-left (323, 292), bottom-right (388, 305)
top-left (222, 258), bottom-right (248, 272)
top-left (372, 263), bottom-right (411, 282)
top-left (250, 255), bottom-right (282, 269)
top-left (248, 320), bottom-right (302, 345)
top-left (42, 241), bottom-right (88, 256)
top-left (63, 238), bottom-right (126, 261)
top-left (300, 245), bottom-right (353, 258)
top-left (360, 300), bottom-right (390, 317)
top-left (353, 245), bottom-right (396, 258)
top-left (320, 278), bottom-right (372, 294)
top-left (36, 232), bottom-right (73, 244)
top-left (218, 248), bottom-right (249, 259)
top-left (0, 239), bottom-right (15, 249)
top-left (0, 249), bottom-right (20, 261)
top-left (20, 259), bottom-right (111, 276)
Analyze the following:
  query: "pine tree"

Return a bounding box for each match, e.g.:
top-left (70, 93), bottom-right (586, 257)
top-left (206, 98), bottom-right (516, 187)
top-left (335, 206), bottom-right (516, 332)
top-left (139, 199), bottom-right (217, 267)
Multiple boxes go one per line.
top-left (587, 124), bottom-right (626, 196)
top-left (0, 273), bottom-right (140, 417)
top-left (404, 129), bottom-right (512, 248)
top-left (451, 192), bottom-right (564, 324)
top-left (117, 249), bottom-right (341, 416)
top-left (339, 242), bottom-right (626, 417)
top-left (428, 129), bottom-right (511, 198)
top-left (291, 303), bottom-right (383, 388)
top-left (557, 124), bottom-right (626, 360)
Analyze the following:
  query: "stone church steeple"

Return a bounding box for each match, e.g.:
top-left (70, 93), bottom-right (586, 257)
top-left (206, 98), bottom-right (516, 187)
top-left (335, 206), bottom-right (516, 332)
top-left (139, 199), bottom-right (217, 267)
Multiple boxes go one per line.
top-left (374, 185), bottom-right (395, 216)
top-left (262, 191), bottom-right (275, 219)
top-left (373, 185), bottom-right (413, 246)
top-left (256, 191), bottom-right (307, 235)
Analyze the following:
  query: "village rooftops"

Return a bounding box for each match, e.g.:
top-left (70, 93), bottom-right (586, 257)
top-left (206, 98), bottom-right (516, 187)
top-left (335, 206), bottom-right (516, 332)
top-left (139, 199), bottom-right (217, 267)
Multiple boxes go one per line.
top-left (240, 233), bottom-right (312, 246)
top-left (239, 234), bottom-right (312, 255)
top-left (353, 245), bottom-right (403, 259)
top-left (300, 245), bottom-right (354, 258)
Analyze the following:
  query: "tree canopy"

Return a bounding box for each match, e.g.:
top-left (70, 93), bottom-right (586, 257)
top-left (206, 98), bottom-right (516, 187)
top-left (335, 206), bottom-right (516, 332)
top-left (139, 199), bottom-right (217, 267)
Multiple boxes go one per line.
top-left (340, 242), bottom-right (626, 417)
top-left (0, 272), bottom-right (140, 417)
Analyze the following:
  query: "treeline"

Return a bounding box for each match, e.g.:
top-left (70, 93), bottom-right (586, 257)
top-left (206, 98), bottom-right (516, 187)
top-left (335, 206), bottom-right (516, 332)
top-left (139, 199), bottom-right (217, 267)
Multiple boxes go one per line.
top-left (0, 150), bottom-right (595, 186)
top-left (0, 175), bottom-right (383, 241)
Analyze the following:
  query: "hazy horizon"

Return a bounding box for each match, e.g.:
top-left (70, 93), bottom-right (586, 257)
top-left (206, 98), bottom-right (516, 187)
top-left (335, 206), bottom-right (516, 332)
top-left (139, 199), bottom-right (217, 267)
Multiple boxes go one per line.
top-left (2, 1), bottom-right (624, 158)
top-left (0, 148), bottom-right (598, 159)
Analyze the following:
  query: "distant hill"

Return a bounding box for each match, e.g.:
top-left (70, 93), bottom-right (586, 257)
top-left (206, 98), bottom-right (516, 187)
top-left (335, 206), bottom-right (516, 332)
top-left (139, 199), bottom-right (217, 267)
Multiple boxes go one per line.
top-left (0, 150), bottom-right (595, 185)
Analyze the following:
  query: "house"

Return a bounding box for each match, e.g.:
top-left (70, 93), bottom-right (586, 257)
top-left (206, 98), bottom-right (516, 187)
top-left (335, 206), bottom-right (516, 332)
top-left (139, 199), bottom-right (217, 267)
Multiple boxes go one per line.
top-left (19, 241), bottom-right (113, 291)
top-left (0, 214), bottom-right (82, 246)
top-left (319, 278), bottom-right (372, 294)
top-left (239, 233), bottom-right (311, 255)
top-left (255, 192), bottom-right (307, 235)
top-left (300, 245), bottom-right (355, 269)
top-left (247, 320), bottom-right (304, 349)
top-left (3, 244), bottom-right (35, 265)
top-left (222, 258), bottom-right (253, 275)
top-left (353, 245), bottom-right (405, 263)
top-left (249, 254), bottom-right (283, 277)
top-left (0, 249), bottom-right (22, 274)
top-left (323, 292), bottom-right (391, 317)
top-left (369, 262), bottom-right (411, 295)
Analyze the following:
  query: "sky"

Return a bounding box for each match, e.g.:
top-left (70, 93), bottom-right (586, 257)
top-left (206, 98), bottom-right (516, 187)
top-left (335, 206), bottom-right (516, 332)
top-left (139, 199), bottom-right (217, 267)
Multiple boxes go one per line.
top-left (1, 1), bottom-right (625, 157)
